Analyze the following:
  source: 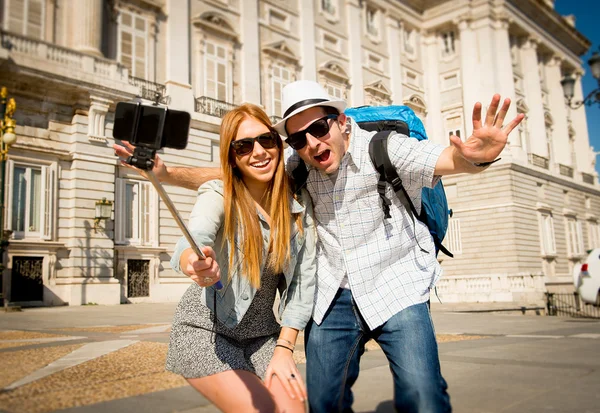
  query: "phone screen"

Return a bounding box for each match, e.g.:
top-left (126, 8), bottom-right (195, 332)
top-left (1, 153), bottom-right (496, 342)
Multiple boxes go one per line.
top-left (163, 109), bottom-right (190, 149)
top-left (136, 105), bottom-right (166, 147)
top-left (113, 102), bottom-right (138, 141)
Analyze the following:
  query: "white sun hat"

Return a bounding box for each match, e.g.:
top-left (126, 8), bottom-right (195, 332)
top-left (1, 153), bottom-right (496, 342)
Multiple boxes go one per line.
top-left (272, 80), bottom-right (347, 138)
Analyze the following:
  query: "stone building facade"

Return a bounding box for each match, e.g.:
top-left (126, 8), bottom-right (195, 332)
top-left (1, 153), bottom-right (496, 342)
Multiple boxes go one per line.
top-left (0, 0), bottom-right (598, 306)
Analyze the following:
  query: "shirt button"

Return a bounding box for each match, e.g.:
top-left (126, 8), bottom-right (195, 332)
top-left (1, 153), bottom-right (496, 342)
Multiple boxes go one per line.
top-left (241, 293), bottom-right (249, 300)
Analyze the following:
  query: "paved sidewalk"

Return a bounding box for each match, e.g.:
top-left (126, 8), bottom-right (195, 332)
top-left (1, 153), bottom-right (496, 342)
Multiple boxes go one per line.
top-left (1, 303), bottom-right (599, 413)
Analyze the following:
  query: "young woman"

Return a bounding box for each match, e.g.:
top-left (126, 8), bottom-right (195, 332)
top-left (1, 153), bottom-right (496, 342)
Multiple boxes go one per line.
top-left (166, 103), bottom-right (316, 412)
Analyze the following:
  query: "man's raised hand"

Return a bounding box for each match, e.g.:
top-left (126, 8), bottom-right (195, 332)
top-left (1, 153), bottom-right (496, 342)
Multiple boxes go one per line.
top-left (113, 141), bottom-right (168, 181)
top-left (450, 94), bottom-right (524, 165)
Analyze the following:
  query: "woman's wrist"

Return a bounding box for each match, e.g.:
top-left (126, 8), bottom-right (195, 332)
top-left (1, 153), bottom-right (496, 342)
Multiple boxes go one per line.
top-left (275, 339), bottom-right (294, 352)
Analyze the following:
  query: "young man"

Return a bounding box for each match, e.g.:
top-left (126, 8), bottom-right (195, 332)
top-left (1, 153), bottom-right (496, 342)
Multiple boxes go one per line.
top-left (114, 80), bottom-right (523, 412)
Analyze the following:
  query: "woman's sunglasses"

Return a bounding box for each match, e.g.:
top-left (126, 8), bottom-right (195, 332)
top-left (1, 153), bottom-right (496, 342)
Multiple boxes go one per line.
top-left (286, 114), bottom-right (339, 150)
top-left (230, 132), bottom-right (279, 156)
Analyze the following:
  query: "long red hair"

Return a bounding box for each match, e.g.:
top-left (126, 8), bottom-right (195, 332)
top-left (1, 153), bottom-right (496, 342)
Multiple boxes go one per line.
top-left (219, 104), bottom-right (302, 288)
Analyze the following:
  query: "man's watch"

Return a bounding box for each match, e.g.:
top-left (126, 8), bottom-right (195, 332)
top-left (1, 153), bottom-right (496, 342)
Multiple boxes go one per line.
top-left (473, 158), bottom-right (501, 168)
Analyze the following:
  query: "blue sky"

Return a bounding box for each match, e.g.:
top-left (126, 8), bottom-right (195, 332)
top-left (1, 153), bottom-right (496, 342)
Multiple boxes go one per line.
top-left (554, 1), bottom-right (600, 173)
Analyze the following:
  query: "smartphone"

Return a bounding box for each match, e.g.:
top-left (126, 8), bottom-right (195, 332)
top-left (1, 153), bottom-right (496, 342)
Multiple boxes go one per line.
top-left (113, 102), bottom-right (191, 150)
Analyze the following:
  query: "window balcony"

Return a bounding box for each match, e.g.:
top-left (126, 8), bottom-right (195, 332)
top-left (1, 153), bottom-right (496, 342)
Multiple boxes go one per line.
top-left (128, 76), bottom-right (166, 103)
top-left (0, 31), bottom-right (130, 88)
top-left (582, 172), bottom-right (595, 185)
top-left (528, 153), bottom-right (549, 169)
top-left (195, 96), bottom-right (236, 118)
top-left (559, 164), bottom-right (574, 178)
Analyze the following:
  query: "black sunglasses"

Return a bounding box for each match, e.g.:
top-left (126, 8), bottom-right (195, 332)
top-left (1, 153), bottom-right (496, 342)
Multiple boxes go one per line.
top-left (286, 114), bottom-right (339, 150)
top-left (230, 132), bottom-right (279, 156)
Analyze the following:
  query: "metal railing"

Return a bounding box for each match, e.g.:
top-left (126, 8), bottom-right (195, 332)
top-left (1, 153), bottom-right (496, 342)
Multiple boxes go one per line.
top-left (195, 96), bottom-right (236, 118)
top-left (546, 292), bottom-right (600, 319)
top-left (528, 153), bottom-right (549, 169)
top-left (582, 172), bottom-right (595, 185)
top-left (559, 164), bottom-right (574, 178)
top-left (128, 76), bottom-right (166, 102)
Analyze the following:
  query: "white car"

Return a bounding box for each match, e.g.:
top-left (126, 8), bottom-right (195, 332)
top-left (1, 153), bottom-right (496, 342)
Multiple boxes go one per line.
top-left (575, 248), bottom-right (600, 306)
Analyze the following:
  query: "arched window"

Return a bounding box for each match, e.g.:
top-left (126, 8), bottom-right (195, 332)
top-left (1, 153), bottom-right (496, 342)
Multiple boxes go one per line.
top-left (262, 41), bottom-right (300, 117)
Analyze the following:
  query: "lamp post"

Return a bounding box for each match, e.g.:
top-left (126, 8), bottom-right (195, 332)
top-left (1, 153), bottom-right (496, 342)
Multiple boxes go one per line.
top-left (561, 49), bottom-right (600, 109)
top-left (0, 86), bottom-right (17, 311)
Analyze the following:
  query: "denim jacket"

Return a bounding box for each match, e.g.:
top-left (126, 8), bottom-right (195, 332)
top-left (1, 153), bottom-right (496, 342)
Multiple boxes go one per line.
top-left (171, 180), bottom-right (316, 330)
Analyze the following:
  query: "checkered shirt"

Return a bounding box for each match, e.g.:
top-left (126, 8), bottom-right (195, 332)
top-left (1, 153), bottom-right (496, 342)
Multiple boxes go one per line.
top-left (285, 119), bottom-right (445, 329)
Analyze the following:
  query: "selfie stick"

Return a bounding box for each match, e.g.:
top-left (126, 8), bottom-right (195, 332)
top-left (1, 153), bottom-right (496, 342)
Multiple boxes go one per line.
top-left (127, 148), bottom-right (223, 290)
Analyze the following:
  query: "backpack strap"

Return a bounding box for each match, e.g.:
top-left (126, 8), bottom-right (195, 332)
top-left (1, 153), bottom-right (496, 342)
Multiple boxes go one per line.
top-left (369, 131), bottom-right (429, 254)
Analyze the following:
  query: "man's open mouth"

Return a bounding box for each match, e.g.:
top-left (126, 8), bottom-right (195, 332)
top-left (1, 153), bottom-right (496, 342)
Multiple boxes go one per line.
top-left (314, 150), bottom-right (331, 163)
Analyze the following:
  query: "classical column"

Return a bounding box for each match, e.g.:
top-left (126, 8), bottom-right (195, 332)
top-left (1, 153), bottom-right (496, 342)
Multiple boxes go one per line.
top-left (386, 17), bottom-right (403, 104)
top-left (520, 37), bottom-right (548, 158)
top-left (458, 17), bottom-right (479, 137)
top-left (422, 31), bottom-right (443, 145)
top-left (299, 0), bottom-right (317, 82)
top-left (240, 0), bottom-right (261, 103)
top-left (569, 72), bottom-right (593, 174)
top-left (71, 0), bottom-right (103, 57)
top-left (165, 0), bottom-right (194, 113)
top-left (346, 0), bottom-right (364, 106)
top-left (545, 56), bottom-right (570, 167)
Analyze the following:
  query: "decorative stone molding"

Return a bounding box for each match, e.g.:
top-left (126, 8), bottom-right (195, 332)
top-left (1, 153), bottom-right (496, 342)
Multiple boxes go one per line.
top-left (262, 41), bottom-right (300, 66)
top-left (87, 96), bottom-right (112, 142)
top-left (192, 12), bottom-right (239, 43)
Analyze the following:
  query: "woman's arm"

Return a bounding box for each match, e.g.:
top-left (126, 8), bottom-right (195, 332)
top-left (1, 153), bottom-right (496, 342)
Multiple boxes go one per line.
top-left (279, 190), bottom-right (317, 331)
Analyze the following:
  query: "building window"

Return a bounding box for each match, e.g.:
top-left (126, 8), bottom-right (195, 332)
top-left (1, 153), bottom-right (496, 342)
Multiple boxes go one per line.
top-left (446, 218), bottom-right (462, 254)
top-left (588, 220), bottom-right (600, 249)
top-left (326, 81), bottom-right (344, 100)
top-left (272, 64), bottom-right (291, 118)
top-left (119, 10), bottom-right (148, 79)
top-left (402, 26), bottom-right (416, 58)
top-left (6, 160), bottom-right (56, 240)
top-left (367, 54), bottom-right (383, 72)
top-left (268, 8), bottom-right (289, 31)
top-left (509, 34), bottom-right (521, 69)
top-left (365, 6), bottom-right (379, 38)
top-left (440, 31), bottom-right (456, 58)
top-left (320, 0), bottom-right (337, 17)
top-left (565, 216), bottom-right (584, 258)
top-left (115, 178), bottom-right (158, 246)
top-left (404, 69), bottom-right (420, 89)
top-left (538, 212), bottom-right (556, 256)
top-left (5, 0), bottom-right (44, 39)
top-left (204, 41), bottom-right (229, 102)
top-left (323, 33), bottom-right (340, 54)
top-left (441, 71), bottom-right (460, 91)
top-left (445, 113), bottom-right (463, 143)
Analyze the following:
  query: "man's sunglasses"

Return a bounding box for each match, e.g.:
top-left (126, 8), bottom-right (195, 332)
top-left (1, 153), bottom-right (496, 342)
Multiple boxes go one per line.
top-left (230, 132), bottom-right (279, 156)
top-left (286, 114), bottom-right (339, 150)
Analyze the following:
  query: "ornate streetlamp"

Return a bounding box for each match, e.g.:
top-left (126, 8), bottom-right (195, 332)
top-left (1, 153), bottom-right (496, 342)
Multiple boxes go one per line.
top-left (0, 87), bottom-right (17, 311)
top-left (561, 50), bottom-right (600, 109)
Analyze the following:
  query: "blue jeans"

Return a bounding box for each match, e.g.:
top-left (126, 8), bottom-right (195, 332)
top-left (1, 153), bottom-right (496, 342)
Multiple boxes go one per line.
top-left (305, 289), bottom-right (451, 413)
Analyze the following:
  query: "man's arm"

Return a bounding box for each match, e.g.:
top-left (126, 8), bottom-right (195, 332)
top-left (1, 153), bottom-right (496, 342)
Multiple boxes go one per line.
top-left (113, 141), bottom-right (222, 190)
top-left (434, 94), bottom-right (524, 176)
top-left (163, 166), bottom-right (221, 190)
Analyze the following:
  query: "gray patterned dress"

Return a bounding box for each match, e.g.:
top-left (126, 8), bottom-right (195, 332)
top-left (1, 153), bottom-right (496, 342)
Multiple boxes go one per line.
top-left (166, 266), bottom-right (282, 380)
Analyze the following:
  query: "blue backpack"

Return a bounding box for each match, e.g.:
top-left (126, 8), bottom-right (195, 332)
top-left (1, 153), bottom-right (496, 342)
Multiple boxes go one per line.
top-left (344, 105), bottom-right (452, 257)
top-left (291, 105), bottom-right (453, 258)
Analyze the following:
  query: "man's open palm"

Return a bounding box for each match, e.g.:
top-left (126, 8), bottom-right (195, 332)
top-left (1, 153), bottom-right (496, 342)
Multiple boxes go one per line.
top-left (450, 94), bottom-right (524, 164)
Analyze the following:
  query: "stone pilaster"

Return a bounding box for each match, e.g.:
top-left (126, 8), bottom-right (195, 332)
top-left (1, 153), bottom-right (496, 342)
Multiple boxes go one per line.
top-left (386, 17), bottom-right (403, 104)
top-left (240, 0), bottom-right (261, 103)
top-left (346, 0), bottom-right (364, 106)
top-left (165, 0), bottom-right (194, 113)
top-left (71, 0), bottom-right (103, 57)
top-left (520, 37), bottom-right (548, 158)
top-left (299, 0), bottom-right (317, 82)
